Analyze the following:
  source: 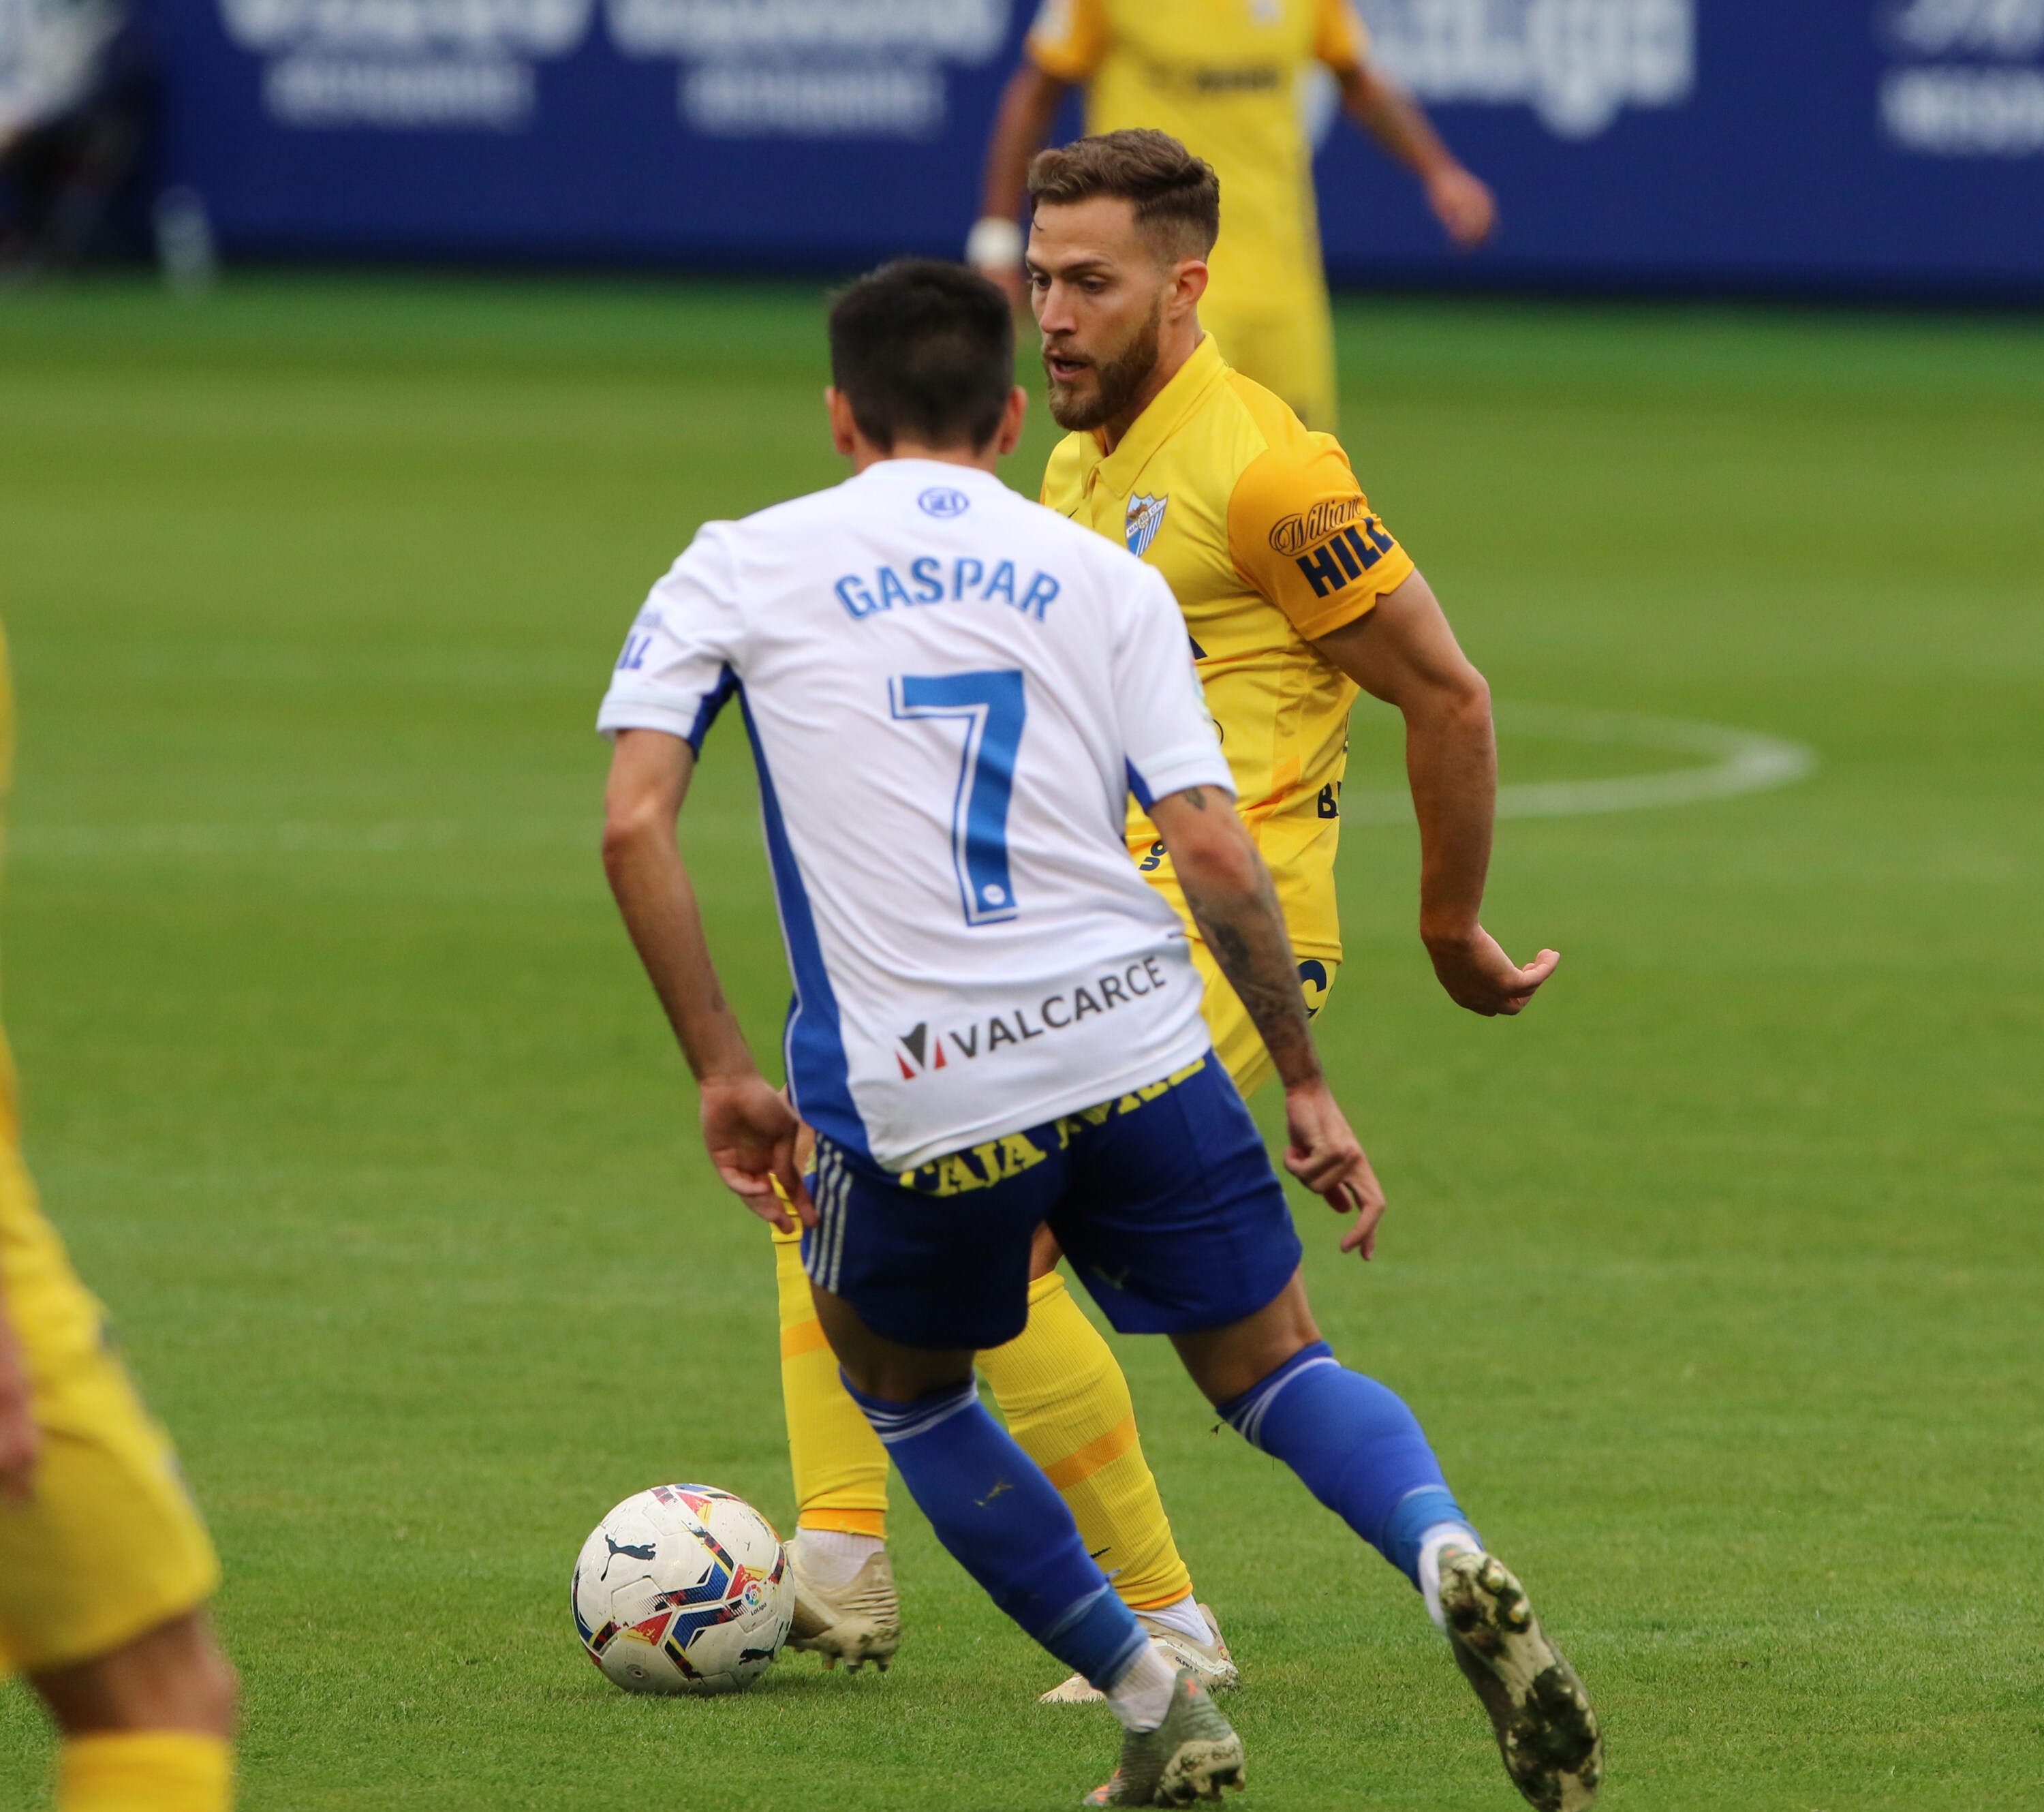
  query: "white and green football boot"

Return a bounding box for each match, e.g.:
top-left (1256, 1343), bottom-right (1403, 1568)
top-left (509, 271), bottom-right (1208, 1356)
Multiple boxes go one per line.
top-left (1438, 1548), bottom-right (1602, 1811)
top-left (1083, 1668), bottom-right (1245, 1807)
top-left (784, 1533), bottom-right (900, 1672)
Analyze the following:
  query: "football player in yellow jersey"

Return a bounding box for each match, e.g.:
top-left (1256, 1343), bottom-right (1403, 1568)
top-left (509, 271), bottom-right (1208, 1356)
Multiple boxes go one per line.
top-left (1021, 131), bottom-right (1594, 1811)
top-left (971, 0), bottom-right (1496, 429)
top-left (1027, 130), bottom-right (1558, 1041)
top-left (0, 632), bottom-right (238, 1812)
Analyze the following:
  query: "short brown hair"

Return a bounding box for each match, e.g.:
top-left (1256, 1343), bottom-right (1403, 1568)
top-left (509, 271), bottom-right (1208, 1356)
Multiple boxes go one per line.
top-left (1026, 129), bottom-right (1220, 261)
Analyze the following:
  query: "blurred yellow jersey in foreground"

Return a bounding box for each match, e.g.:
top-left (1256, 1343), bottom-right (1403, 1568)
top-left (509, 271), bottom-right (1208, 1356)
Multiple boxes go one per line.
top-left (0, 629), bottom-right (219, 1678)
top-left (1027, 0), bottom-right (1367, 425)
top-left (1041, 334), bottom-right (1413, 967)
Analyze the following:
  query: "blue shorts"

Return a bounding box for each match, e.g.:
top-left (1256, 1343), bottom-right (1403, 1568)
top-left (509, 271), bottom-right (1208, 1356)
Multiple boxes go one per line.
top-left (801, 1054), bottom-right (1304, 1350)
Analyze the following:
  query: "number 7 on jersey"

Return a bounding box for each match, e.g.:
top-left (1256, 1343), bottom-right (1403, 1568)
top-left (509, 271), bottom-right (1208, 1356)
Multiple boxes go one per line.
top-left (888, 671), bottom-right (1026, 927)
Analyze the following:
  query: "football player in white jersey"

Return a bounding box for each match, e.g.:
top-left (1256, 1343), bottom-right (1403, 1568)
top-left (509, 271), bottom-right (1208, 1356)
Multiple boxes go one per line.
top-left (596, 262), bottom-right (1600, 1810)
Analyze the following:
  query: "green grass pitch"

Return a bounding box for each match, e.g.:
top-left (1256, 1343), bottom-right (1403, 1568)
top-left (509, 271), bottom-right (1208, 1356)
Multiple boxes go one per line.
top-left (0, 277), bottom-right (2038, 1809)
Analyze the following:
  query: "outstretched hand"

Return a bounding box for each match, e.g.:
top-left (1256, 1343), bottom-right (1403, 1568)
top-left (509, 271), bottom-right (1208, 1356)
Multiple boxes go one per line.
top-left (1426, 166), bottom-right (1498, 248)
top-left (700, 1074), bottom-right (814, 1233)
top-left (1282, 1078), bottom-right (1388, 1261)
top-left (1425, 926), bottom-right (1560, 1017)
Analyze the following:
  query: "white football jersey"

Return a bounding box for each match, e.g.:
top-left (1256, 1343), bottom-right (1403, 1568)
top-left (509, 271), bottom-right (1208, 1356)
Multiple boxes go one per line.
top-left (598, 458), bottom-right (1233, 1171)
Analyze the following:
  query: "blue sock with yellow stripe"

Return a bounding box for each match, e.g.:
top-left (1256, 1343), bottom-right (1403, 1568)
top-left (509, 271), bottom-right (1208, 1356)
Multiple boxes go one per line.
top-left (841, 1372), bottom-right (1149, 1688)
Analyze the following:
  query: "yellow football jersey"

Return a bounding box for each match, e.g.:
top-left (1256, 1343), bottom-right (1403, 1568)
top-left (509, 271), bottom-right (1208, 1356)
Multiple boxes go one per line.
top-left (1040, 334), bottom-right (1414, 962)
top-left (1026, 0), bottom-right (1366, 324)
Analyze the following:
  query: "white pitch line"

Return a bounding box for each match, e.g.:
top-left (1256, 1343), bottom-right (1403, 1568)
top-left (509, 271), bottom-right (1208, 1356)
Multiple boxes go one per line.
top-left (5, 707), bottom-right (1815, 859)
top-left (1342, 704), bottom-right (1817, 825)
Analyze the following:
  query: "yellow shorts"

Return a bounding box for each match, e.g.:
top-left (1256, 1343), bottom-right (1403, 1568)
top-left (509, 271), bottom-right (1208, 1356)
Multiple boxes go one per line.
top-left (1203, 289), bottom-right (1340, 433)
top-left (0, 1146), bottom-right (219, 1678)
top-left (1193, 936), bottom-right (1339, 1099)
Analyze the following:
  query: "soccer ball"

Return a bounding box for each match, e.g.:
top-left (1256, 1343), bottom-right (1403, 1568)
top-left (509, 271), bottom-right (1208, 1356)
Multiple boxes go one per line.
top-left (572, 1484), bottom-right (794, 1695)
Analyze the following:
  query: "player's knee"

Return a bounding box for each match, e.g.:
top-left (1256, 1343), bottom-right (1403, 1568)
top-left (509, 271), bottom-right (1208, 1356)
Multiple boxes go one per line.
top-left (1026, 1223), bottom-right (1063, 1279)
top-left (1171, 1272), bottom-right (1320, 1407)
top-left (185, 1629), bottom-right (238, 1737)
top-left (34, 1609), bottom-right (237, 1738)
top-left (134, 1610), bottom-right (238, 1738)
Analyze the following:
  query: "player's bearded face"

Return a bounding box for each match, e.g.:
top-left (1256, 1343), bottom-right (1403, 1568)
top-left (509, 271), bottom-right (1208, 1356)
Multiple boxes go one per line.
top-left (1041, 291), bottom-right (1165, 433)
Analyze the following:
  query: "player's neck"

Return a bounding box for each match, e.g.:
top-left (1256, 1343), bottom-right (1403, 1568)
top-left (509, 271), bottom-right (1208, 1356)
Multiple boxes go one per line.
top-left (850, 440), bottom-right (1000, 476)
top-left (1099, 326), bottom-right (1206, 457)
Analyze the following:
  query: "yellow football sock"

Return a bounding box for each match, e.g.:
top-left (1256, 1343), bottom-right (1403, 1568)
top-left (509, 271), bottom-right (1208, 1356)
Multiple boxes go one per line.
top-left (773, 1223), bottom-right (889, 1537)
top-left (980, 1270), bottom-right (1194, 1612)
top-left (58, 1732), bottom-right (232, 1812)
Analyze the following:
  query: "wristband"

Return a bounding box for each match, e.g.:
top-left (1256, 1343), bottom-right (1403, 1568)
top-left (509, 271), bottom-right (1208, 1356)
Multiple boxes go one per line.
top-left (965, 216), bottom-right (1025, 271)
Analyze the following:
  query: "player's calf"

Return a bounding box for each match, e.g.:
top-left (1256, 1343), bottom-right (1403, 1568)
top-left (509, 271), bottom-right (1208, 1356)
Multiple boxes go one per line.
top-left (1201, 1307), bottom-right (1600, 1809)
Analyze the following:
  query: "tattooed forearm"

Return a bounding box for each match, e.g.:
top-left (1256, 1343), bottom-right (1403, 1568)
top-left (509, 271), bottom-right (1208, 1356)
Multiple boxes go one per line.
top-left (1180, 858), bottom-right (1320, 1088)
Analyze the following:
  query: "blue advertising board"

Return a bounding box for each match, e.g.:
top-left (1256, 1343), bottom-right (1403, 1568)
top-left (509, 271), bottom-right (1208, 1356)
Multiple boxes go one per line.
top-left (140, 0), bottom-right (2044, 295)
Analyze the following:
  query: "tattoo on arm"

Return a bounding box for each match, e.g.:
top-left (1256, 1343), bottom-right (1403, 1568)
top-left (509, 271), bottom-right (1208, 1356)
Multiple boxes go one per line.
top-left (1181, 859), bottom-right (1318, 1086)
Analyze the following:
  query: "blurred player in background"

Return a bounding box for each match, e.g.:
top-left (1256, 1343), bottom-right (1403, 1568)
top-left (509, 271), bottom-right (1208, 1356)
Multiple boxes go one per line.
top-left (970, 0), bottom-right (1496, 429)
top-left (0, 628), bottom-right (236, 1812)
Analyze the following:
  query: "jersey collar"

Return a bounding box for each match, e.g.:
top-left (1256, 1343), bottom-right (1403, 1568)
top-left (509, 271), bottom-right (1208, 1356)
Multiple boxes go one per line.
top-left (1087, 333), bottom-right (1230, 499)
top-left (849, 456), bottom-right (1009, 492)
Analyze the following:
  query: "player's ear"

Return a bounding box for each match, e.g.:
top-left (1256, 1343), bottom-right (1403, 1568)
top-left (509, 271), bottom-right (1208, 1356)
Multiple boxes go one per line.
top-left (1173, 257), bottom-right (1210, 321)
top-left (993, 386), bottom-right (1028, 458)
top-left (825, 386), bottom-right (860, 459)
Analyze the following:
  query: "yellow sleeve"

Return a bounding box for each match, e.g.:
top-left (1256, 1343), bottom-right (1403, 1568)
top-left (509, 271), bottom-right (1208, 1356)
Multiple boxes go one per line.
top-left (1226, 433), bottom-right (1415, 641)
top-left (1026, 0), bottom-right (1111, 82)
top-left (1313, 0), bottom-right (1369, 71)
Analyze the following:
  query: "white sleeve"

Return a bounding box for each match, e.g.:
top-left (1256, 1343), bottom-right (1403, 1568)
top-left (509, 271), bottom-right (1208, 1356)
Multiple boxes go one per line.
top-left (1110, 561), bottom-right (1235, 810)
top-left (595, 527), bottom-right (744, 748)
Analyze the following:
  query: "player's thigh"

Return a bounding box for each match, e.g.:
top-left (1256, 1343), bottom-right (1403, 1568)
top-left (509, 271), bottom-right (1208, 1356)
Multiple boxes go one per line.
top-left (1049, 1058), bottom-right (1303, 1338)
top-left (801, 1135), bottom-right (1064, 1353)
top-left (0, 1330), bottom-right (220, 1680)
top-left (1194, 938), bottom-right (1340, 1099)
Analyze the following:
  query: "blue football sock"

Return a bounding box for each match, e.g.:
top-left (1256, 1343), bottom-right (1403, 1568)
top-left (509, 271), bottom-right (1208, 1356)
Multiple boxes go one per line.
top-left (842, 1372), bottom-right (1149, 1689)
top-left (1218, 1341), bottom-right (1474, 1586)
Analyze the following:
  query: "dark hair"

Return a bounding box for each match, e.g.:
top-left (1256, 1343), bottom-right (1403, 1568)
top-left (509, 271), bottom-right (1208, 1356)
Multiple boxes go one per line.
top-left (1026, 129), bottom-right (1221, 260)
top-left (827, 259), bottom-right (1015, 453)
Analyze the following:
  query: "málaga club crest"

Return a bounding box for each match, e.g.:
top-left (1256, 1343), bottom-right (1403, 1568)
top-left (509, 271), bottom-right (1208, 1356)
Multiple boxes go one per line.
top-left (1125, 493), bottom-right (1168, 556)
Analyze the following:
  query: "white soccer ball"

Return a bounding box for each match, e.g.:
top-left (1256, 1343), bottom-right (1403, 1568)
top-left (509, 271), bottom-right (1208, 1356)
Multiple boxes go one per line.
top-left (572, 1484), bottom-right (794, 1695)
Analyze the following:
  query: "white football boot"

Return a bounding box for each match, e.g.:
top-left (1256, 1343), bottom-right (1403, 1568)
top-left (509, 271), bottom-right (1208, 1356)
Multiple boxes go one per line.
top-left (1437, 1546), bottom-right (1602, 1811)
top-left (1041, 1602), bottom-right (1237, 1704)
top-left (784, 1533), bottom-right (901, 1672)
